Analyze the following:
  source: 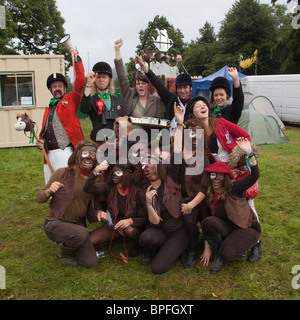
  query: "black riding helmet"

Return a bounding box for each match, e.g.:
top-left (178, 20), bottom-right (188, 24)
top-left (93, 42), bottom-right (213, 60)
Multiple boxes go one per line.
top-left (175, 73), bottom-right (192, 87)
top-left (92, 62), bottom-right (113, 78)
top-left (209, 77), bottom-right (231, 97)
top-left (46, 73), bottom-right (68, 89)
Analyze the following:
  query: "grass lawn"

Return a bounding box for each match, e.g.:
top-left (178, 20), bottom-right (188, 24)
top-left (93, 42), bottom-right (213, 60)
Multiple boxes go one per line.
top-left (0, 120), bottom-right (299, 301)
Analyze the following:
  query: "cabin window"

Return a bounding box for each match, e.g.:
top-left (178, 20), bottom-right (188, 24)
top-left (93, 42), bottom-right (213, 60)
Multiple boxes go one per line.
top-left (0, 72), bottom-right (35, 107)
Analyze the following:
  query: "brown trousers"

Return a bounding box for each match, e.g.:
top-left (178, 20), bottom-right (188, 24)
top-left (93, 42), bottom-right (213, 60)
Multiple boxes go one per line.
top-left (43, 219), bottom-right (98, 268)
top-left (139, 227), bottom-right (188, 275)
top-left (201, 216), bottom-right (261, 262)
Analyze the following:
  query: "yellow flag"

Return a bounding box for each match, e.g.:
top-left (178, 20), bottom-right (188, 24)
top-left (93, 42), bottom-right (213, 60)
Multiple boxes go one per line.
top-left (240, 49), bottom-right (258, 69)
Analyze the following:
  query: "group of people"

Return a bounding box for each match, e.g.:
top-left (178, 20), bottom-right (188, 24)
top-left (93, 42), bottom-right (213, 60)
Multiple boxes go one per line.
top-left (36, 40), bottom-right (262, 274)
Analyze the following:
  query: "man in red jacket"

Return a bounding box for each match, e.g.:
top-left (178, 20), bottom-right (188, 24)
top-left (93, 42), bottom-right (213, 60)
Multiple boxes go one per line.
top-left (36, 48), bottom-right (86, 183)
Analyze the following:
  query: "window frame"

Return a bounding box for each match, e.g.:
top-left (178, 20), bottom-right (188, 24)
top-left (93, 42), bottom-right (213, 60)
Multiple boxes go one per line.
top-left (0, 72), bottom-right (36, 108)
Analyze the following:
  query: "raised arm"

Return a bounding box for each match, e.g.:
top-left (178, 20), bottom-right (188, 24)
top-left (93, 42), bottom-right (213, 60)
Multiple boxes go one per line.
top-left (69, 48), bottom-right (85, 105)
top-left (135, 55), bottom-right (174, 107)
top-left (114, 38), bottom-right (123, 60)
top-left (231, 137), bottom-right (259, 196)
top-left (227, 67), bottom-right (244, 124)
top-left (114, 39), bottom-right (134, 107)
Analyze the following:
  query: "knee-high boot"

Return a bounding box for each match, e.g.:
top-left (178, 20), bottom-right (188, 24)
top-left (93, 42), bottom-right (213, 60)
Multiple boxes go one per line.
top-left (56, 242), bottom-right (78, 266)
top-left (206, 234), bottom-right (223, 273)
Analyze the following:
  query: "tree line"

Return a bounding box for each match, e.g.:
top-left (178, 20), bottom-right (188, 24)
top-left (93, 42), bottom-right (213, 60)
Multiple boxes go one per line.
top-left (126, 0), bottom-right (300, 81)
top-left (1, 0), bottom-right (299, 80)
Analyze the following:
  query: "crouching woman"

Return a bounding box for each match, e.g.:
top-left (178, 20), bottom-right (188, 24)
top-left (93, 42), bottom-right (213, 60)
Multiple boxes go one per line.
top-left (36, 141), bottom-right (99, 268)
top-left (200, 137), bottom-right (261, 273)
top-left (137, 154), bottom-right (188, 274)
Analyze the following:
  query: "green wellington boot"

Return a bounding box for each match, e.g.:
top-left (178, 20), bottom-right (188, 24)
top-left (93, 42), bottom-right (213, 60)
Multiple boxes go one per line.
top-left (56, 242), bottom-right (78, 266)
top-left (185, 251), bottom-right (198, 271)
top-left (206, 234), bottom-right (223, 273)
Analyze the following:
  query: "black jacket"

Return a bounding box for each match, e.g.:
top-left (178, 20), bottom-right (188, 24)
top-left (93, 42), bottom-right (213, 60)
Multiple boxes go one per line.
top-left (145, 69), bottom-right (191, 122)
top-left (80, 93), bottom-right (125, 141)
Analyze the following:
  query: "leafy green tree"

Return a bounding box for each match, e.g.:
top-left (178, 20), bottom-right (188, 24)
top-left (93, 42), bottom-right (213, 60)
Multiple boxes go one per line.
top-left (0, 0), bottom-right (18, 54)
top-left (183, 41), bottom-right (221, 77)
top-left (217, 0), bottom-right (297, 75)
top-left (271, 0), bottom-right (300, 5)
top-left (183, 21), bottom-right (220, 76)
top-left (270, 2), bottom-right (300, 73)
top-left (196, 21), bottom-right (217, 44)
top-left (218, 0), bottom-right (279, 74)
top-left (1, 0), bottom-right (72, 68)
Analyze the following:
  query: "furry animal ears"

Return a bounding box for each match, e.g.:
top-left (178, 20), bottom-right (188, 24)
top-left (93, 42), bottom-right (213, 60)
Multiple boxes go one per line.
top-left (14, 113), bottom-right (35, 132)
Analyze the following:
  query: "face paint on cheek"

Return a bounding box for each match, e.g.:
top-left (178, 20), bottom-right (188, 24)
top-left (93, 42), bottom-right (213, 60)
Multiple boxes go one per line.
top-left (77, 149), bottom-right (97, 170)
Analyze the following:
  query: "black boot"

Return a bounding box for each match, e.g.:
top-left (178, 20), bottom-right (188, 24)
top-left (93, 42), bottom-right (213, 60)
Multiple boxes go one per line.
top-left (206, 234), bottom-right (223, 273)
top-left (141, 248), bottom-right (152, 266)
top-left (128, 244), bottom-right (141, 260)
top-left (248, 241), bottom-right (262, 263)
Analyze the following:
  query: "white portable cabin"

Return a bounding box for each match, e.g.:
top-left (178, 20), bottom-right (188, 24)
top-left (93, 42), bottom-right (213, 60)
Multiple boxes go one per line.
top-left (241, 75), bottom-right (300, 124)
top-left (0, 54), bottom-right (65, 148)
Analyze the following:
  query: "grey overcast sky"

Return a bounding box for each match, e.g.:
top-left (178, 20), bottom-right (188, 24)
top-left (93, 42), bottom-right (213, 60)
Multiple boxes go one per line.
top-left (55, 0), bottom-right (293, 79)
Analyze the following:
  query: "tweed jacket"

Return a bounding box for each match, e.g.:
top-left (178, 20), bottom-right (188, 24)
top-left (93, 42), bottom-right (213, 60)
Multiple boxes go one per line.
top-left (114, 58), bottom-right (165, 118)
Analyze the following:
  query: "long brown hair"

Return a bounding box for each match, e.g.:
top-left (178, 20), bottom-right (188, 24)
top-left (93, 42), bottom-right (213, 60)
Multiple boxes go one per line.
top-left (201, 171), bottom-right (232, 205)
top-left (107, 164), bottom-right (135, 189)
top-left (187, 111), bottom-right (219, 157)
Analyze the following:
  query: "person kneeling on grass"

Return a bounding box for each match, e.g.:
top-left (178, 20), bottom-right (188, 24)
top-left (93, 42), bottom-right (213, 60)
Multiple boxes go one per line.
top-left (36, 140), bottom-right (100, 268)
top-left (83, 161), bottom-right (148, 262)
top-left (136, 153), bottom-right (189, 275)
top-left (193, 137), bottom-right (261, 272)
top-left (186, 137), bottom-right (261, 272)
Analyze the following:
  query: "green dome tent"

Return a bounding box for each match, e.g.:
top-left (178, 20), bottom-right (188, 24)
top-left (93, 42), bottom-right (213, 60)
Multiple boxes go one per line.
top-left (237, 108), bottom-right (288, 145)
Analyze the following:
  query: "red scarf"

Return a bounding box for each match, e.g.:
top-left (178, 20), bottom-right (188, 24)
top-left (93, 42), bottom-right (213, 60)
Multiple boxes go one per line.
top-left (116, 185), bottom-right (129, 195)
top-left (79, 168), bottom-right (92, 176)
top-left (214, 192), bottom-right (220, 208)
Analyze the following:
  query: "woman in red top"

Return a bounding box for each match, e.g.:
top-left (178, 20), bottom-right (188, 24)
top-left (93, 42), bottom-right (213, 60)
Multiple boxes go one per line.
top-left (178, 97), bottom-right (251, 269)
top-left (186, 96), bottom-right (250, 163)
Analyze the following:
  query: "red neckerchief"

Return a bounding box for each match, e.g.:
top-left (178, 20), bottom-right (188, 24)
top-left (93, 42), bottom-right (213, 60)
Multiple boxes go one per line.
top-left (214, 192), bottom-right (220, 208)
top-left (149, 178), bottom-right (160, 183)
top-left (79, 168), bottom-right (92, 176)
top-left (116, 185), bottom-right (129, 195)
